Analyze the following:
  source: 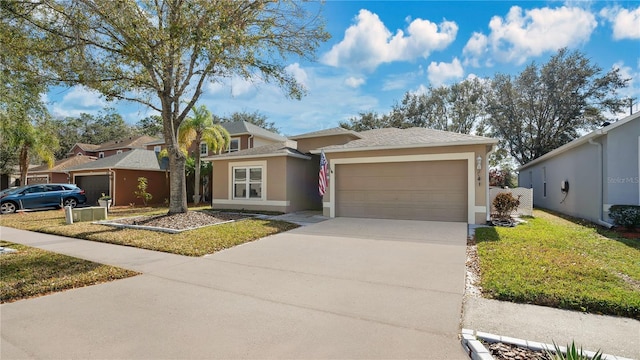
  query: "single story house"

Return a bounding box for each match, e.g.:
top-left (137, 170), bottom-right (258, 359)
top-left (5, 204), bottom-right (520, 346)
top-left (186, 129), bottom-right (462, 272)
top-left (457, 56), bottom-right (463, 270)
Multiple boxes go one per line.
top-left (205, 127), bottom-right (497, 224)
top-left (518, 111), bottom-right (640, 226)
top-left (65, 149), bottom-right (169, 206)
top-left (26, 156), bottom-right (97, 185)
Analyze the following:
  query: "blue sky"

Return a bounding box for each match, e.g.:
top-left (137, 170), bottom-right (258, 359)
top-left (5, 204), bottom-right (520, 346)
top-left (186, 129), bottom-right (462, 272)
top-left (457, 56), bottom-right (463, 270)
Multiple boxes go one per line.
top-left (44, 1), bottom-right (640, 136)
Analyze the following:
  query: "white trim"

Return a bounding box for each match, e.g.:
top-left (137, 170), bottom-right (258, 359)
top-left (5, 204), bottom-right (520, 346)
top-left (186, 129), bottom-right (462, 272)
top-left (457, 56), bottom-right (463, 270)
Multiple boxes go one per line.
top-left (26, 174), bottom-right (50, 184)
top-left (116, 150), bottom-right (123, 154)
top-left (98, 152), bottom-right (105, 158)
top-left (153, 145), bottom-right (162, 153)
top-left (311, 139), bottom-right (497, 154)
top-left (204, 152), bottom-right (311, 161)
top-left (228, 138), bottom-right (241, 152)
top-left (228, 160), bottom-right (267, 201)
top-left (199, 142), bottom-right (208, 156)
top-left (328, 152), bottom-right (477, 223)
top-left (212, 199), bottom-right (290, 207)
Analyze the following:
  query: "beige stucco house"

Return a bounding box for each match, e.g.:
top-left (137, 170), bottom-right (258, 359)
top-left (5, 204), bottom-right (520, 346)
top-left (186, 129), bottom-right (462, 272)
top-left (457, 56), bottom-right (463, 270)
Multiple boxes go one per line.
top-left (205, 127), bottom-right (497, 224)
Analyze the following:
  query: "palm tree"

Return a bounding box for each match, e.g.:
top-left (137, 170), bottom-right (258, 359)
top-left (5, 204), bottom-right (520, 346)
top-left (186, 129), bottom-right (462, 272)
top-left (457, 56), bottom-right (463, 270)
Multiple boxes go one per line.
top-left (178, 105), bottom-right (230, 204)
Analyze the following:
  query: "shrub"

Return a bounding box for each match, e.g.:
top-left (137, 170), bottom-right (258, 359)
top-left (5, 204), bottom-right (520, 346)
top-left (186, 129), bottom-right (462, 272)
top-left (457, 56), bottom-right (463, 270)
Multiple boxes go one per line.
top-left (608, 205), bottom-right (640, 229)
top-left (134, 177), bottom-right (153, 206)
top-left (492, 192), bottom-right (520, 220)
top-left (545, 341), bottom-right (603, 360)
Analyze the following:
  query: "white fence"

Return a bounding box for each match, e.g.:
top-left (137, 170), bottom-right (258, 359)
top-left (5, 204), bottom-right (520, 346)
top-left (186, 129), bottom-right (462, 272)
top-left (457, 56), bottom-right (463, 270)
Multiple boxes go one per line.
top-left (489, 187), bottom-right (533, 217)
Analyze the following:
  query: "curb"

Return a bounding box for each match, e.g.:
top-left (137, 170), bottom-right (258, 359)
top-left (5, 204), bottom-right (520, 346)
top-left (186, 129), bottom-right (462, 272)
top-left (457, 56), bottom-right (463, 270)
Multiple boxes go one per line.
top-left (460, 329), bottom-right (634, 360)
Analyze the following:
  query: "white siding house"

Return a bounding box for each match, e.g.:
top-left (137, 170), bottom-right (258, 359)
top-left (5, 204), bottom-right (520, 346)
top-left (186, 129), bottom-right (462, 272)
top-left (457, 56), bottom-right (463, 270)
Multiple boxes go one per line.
top-left (518, 112), bottom-right (640, 227)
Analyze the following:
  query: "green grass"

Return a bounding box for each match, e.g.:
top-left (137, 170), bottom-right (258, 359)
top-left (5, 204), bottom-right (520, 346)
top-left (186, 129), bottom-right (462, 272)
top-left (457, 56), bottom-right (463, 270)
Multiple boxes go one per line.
top-left (475, 209), bottom-right (640, 319)
top-left (0, 206), bottom-right (299, 256)
top-left (0, 241), bottom-right (138, 303)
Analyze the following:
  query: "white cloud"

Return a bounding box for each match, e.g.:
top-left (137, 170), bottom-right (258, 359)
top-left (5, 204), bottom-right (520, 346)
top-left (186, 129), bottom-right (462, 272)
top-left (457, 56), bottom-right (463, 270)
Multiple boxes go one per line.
top-left (285, 63), bottom-right (309, 89)
top-left (344, 76), bottom-right (366, 88)
top-left (199, 65), bottom-right (381, 135)
top-left (600, 6), bottom-right (640, 40)
top-left (612, 61), bottom-right (640, 116)
top-left (48, 86), bottom-right (107, 118)
top-left (321, 9), bottom-right (458, 71)
top-left (464, 6), bottom-right (597, 66)
top-left (427, 58), bottom-right (464, 86)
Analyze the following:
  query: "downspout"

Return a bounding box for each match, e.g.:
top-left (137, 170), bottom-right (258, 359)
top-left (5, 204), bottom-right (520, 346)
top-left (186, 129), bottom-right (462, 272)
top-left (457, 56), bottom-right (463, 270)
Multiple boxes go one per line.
top-left (248, 134), bottom-right (254, 149)
top-left (108, 168), bottom-right (116, 206)
top-left (588, 138), bottom-right (613, 228)
top-left (485, 145), bottom-right (496, 223)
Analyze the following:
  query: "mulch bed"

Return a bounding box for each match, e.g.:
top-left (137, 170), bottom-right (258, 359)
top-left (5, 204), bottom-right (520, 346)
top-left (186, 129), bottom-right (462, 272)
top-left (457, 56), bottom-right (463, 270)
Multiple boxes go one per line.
top-left (108, 210), bottom-right (250, 231)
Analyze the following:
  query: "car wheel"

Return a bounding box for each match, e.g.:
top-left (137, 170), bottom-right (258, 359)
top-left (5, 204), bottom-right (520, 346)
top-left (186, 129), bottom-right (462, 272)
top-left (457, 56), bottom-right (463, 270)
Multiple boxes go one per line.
top-left (0, 202), bottom-right (17, 214)
top-left (63, 198), bottom-right (78, 208)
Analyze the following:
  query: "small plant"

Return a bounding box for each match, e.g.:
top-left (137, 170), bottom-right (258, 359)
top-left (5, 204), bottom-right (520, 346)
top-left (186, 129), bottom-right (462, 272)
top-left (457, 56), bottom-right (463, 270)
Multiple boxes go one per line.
top-left (492, 192), bottom-right (520, 220)
top-left (134, 177), bottom-right (153, 206)
top-left (545, 341), bottom-right (603, 360)
top-left (608, 205), bottom-right (640, 230)
top-left (98, 193), bottom-right (112, 201)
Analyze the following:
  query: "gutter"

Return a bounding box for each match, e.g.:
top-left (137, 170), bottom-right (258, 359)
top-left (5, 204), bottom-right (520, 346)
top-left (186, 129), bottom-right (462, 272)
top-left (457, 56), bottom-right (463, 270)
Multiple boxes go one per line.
top-left (588, 137), bottom-right (613, 228)
top-left (485, 145), bottom-right (496, 223)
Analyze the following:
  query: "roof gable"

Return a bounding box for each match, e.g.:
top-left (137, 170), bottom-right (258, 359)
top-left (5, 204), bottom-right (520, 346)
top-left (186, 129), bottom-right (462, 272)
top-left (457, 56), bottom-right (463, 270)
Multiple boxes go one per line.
top-left (221, 121), bottom-right (287, 142)
top-left (518, 111), bottom-right (640, 170)
top-left (288, 127), bottom-right (362, 140)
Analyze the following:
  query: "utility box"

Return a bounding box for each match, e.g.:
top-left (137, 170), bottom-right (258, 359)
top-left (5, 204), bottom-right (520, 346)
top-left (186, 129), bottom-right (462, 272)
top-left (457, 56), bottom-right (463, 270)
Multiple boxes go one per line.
top-left (71, 207), bottom-right (108, 222)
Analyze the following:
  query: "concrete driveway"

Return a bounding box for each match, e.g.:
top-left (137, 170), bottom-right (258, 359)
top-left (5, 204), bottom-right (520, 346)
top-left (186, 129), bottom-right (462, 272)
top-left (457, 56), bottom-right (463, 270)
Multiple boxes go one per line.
top-left (1, 218), bottom-right (468, 359)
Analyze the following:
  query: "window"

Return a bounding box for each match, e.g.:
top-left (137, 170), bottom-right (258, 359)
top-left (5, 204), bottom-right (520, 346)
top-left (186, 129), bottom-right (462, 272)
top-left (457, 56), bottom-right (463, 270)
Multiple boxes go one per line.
top-left (116, 150), bottom-right (123, 154)
top-left (200, 142), bottom-right (208, 156)
top-left (153, 145), bottom-right (161, 153)
top-left (45, 185), bottom-right (64, 191)
top-left (98, 152), bottom-right (105, 158)
top-left (228, 138), bottom-right (240, 152)
top-left (77, 153), bottom-right (83, 156)
top-left (233, 167), bottom-right (262, 199)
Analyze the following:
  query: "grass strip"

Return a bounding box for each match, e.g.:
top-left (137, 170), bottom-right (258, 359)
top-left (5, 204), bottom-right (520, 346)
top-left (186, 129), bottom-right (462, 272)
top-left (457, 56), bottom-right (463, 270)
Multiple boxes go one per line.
top-left (476, 209), bottom-right (640, 319)
top-left (0, 206), bottom-right (299, 256)
top-left (0, 241), bottom-right (138, 303)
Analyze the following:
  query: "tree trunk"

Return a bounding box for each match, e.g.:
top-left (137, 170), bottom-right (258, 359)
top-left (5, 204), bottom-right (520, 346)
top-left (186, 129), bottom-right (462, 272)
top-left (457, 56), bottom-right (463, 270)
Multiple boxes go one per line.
top-left (194, 143), bottom-right (201, 204)
top-left (168, 146), bottom-right (188, 214)
top-left (19, 144), bottom-right (29, 186)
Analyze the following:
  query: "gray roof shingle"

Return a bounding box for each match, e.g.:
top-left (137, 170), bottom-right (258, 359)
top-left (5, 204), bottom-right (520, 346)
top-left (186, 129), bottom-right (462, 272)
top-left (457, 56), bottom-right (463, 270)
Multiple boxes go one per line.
top-left (288, 127), bottom-right (362, 140)
top-left (205, 142), bottom-right (310, 161)
top-left (317, 127), bottom-right (497, 152)
top-left (65, 149), bottom-right (167, 171)
top-left (221, 121), bottom-right (287, 142)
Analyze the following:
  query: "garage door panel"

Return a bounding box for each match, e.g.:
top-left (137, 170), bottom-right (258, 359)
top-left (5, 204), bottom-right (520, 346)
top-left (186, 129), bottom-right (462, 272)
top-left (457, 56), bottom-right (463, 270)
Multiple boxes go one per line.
top-left (335, 161), bottom-right (467, 222)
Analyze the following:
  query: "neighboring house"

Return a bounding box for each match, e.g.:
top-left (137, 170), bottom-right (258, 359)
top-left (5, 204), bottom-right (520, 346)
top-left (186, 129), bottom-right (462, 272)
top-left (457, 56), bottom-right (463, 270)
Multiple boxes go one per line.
top-left (518, 112), bottom-right (640, 227)
top-left (145, 121), bottom-right (287, 156)
top-left (26, 156), bottom-right (97, 185)
top-left (205, 127), bottom-right (497, 224)
top-left (65, 149), bottom-right (170, 206)
top-left (68, 135), bottom-right (160, 158)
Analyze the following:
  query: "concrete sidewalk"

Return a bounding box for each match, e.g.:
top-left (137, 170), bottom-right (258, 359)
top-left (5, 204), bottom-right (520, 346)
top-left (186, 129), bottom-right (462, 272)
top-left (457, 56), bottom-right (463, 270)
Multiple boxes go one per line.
top-left (463, 296), bottom-right (640, 359)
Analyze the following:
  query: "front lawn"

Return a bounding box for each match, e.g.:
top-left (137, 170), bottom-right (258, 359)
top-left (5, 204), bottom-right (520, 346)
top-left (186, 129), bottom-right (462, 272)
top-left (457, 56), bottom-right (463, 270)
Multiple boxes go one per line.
top-left (475, 209), bottom-right (640, 319)
top-left (0, 206), bottom-right (299, 256)
top-left (0, 241), bottom-right (138, 303)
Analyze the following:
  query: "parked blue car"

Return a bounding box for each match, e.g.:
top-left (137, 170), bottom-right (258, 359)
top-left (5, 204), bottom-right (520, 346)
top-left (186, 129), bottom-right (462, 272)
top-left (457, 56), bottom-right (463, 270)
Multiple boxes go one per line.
top-left (0, 184), bottom-right (87, 214)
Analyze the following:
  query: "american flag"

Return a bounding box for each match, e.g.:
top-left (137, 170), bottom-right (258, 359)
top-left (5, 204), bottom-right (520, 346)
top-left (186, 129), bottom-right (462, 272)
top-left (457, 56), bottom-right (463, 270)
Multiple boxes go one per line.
top-left (319, 150), bottom-right (328, 196)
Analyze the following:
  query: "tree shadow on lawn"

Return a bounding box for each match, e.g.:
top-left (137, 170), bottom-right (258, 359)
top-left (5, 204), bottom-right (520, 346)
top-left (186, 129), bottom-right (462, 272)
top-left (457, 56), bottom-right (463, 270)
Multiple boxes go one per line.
top-left (536, 207), bottom-right (640, 250)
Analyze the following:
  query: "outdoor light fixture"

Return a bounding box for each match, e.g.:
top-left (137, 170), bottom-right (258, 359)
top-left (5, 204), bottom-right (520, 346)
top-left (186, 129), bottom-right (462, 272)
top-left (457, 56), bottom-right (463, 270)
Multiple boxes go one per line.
top-left (476, 156), bottom-right (482, 186)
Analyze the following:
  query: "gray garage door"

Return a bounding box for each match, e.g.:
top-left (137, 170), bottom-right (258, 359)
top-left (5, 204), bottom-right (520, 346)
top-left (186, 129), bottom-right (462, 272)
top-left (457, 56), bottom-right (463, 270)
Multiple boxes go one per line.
top-left (335, 160), bottom-right (467, 222)
top-left (75, 175), bottom-right (109, 206)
